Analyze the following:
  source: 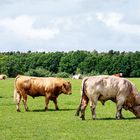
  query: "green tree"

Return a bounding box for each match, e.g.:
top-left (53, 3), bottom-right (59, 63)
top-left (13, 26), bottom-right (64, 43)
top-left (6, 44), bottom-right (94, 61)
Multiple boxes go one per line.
top-left (59, 51), bottom-right (88, 74)
top-left (130, 51), bottom-right (140, 77)
top-left (79, 54), bottom-right (97, 74)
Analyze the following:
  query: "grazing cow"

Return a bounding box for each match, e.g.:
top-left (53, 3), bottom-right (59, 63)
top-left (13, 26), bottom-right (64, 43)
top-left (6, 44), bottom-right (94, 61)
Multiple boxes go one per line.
top-left (75, 75), bottom-right (140, 120)
top-left (0, 74), bottom-right (7, 80)
top-left (112, 73), bottom-right (123, 77)
top-left (14, 75), bottom-right (72, 112)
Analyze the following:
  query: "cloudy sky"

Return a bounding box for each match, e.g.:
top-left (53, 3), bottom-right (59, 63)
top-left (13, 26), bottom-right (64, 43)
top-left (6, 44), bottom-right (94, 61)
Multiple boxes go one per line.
top-left (0, 0), bottom-right (140, 52)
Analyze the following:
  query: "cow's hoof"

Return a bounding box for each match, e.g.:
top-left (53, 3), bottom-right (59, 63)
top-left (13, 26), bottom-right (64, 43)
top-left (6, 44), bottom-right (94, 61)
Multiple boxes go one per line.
top-left (55, 108), bottom-right (59, 111)
top-left (25, 108), bottom-right (29, 112)
top-left (92, 118), bottom-right (96, 120)
top-left (116, 117), bottom-right (121, 120)
top-left (45, 107), bottom-right (48, 111)
top-left (121, 116), bottom-right (125, 119)
top-left (81, 117), bottom-right (85, 120)
top-left (17, 109), bottom-right (21, 112)
top-left (75, 112), bottom-right (79, 116)
top-left (116, 116), bottom-right (124, 120)
top-left (116, 118), bottom-right (121, 120)
top-left (80, 115), bottom-right (85, 120)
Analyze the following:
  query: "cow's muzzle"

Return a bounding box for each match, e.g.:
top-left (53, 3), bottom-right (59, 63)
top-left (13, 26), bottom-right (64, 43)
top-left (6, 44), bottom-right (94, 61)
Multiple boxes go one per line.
top-left (68, 92), bottom-right (72, 95)
top-left (130, 105), bottom-right (140, 118)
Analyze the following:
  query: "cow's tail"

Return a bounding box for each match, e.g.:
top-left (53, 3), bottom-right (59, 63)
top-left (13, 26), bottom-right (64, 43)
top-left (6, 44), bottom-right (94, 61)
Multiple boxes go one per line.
top-left (13, 75), bottom-right (20, 101)
top-left (13, 89), bottom-right (17, 102)
top-left (80, 77), bottom-right (88, 96)
top-left (75, 77), bottom-right (88, 116)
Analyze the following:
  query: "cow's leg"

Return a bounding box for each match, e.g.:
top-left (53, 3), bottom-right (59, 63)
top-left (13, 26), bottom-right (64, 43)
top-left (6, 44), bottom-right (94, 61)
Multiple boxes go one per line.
top-left (116, 98), bottom-right (125, 119)
top-left (16, 93), bottom-right (21, 112)
top-left (90, 103), bottom-right (96, 120)
top-left (53, 98), bottom-right (59, 110)
top-left (80, 95), bottom-right (89, 120)
top-left (75, 102), bottom-right (81, 116)
top-left (75, 97), bottom-right (83, 116)
top-left (90, 96), bottom-right (98, 120)
top-left (45, 96), bottom-right (50, 111)
top-left (22, 94), bottom-right (29, 111)
top-left (76, 95), bottom-right (89, 116)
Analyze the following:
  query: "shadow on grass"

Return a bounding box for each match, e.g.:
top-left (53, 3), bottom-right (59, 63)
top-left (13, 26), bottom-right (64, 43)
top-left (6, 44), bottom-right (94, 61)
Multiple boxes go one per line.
top-left (0, 96), bottom-right (13, 99)
top-left (31, 108), bottom-right (76, 112)
top-left (88, 117), bottom-right (139, 120)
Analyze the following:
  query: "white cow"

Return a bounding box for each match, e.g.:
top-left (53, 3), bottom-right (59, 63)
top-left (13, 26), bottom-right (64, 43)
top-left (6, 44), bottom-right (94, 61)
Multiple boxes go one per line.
top-left (75, 75), bottom-right (140, 120)
top-left (0, 74), bottom-right (7, 80)
top-left (72, 74), bottom-right (82, 79)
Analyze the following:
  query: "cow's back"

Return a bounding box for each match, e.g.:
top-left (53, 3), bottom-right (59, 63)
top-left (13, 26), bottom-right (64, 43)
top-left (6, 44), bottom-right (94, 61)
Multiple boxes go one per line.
top-left (15, 75), bottom-right (31, 90)
top-left (15, 75), bottom-right (67, 96)
top-left (84, 76), bottom-right (133, 101)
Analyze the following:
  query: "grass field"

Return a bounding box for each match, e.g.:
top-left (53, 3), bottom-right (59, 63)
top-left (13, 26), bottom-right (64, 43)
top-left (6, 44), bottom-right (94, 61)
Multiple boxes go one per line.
top-left (0, 78), bottom-right (140, 140)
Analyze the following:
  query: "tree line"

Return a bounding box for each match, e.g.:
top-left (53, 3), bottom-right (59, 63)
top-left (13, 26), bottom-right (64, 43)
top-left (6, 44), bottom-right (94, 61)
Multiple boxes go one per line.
top-left (0, 50), bottom-right (140, 77)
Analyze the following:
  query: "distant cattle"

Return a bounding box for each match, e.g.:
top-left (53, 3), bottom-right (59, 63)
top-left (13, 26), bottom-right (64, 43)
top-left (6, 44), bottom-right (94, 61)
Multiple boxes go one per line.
top-left (112, 73), bottom-right (123, 77)
top-left (0, 74), bottom-right (7, 80)
top-left (72, 74), bottom-right (82, 79)
top-left (14, 75), bottom-right (72, 112)
top-left (75, 75), bottom-right (140, 120)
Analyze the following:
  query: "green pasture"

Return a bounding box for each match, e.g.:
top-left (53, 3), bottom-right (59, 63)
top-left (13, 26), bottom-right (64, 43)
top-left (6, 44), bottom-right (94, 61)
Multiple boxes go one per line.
top-left (0, 78), bottom-right (140, 140)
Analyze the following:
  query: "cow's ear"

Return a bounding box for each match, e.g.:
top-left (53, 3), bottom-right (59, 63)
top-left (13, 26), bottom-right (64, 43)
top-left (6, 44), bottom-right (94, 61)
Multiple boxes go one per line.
top-left (68, 81), bottom-right (71, 85)
top-left (63, 83), bottom-right (66, 88)
top-left (63, 82), bottom-right (69, 90)
top-left (62, 83), bottom-right (66, 92)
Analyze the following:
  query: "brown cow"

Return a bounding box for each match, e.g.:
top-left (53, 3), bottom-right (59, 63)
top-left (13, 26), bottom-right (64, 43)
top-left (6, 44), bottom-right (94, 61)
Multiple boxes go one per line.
top-left (75, 75), bottom-right (140, 120)
top-left (14, 75), bottom-right (72, 112)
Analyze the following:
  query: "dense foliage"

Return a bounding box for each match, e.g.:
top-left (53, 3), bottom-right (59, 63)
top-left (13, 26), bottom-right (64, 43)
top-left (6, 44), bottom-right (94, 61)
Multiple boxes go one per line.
top-left (0, 50), bottom-right (140, 77)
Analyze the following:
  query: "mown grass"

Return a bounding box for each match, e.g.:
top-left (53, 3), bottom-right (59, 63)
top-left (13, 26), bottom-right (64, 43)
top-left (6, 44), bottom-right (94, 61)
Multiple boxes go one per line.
top-left (0, 78), bottom-right (140, 140)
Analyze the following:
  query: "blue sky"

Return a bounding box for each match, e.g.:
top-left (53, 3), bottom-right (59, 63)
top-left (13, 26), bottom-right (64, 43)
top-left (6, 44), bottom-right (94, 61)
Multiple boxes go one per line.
top-left (0, 0), bottom-right (140, 52)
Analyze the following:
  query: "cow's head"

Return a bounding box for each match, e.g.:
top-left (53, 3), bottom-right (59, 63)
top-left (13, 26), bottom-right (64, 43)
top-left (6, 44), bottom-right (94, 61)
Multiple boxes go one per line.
top-left (128, 94), bottom-right (140, 118)
top-left (62, 81), bottom-right (72, 95)
top-left (130, 105), bottom-right (140, 118)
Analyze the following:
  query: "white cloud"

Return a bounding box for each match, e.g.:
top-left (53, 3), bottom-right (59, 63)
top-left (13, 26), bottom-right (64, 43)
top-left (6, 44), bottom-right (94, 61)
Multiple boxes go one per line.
top-left (86, 15), bottom-right (93, 22)
top-left (96, 12), bottom-right (122, 27)
top-left (0, 15), bottom-right (60, 40)
top-left (96, 12), bottom-right (140, 36)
